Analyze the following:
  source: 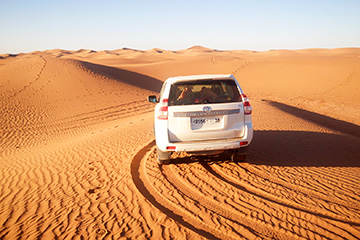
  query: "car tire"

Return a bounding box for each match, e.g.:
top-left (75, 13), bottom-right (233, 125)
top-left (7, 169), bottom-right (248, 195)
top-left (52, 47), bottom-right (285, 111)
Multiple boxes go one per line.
top-left (231, 149), bottom-right (247, 162)
top-left (156, 146), bottom-right (171, 165)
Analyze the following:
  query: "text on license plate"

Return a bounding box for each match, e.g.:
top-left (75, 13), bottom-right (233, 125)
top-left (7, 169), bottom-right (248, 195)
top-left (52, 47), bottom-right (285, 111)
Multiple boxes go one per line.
top-left (192, 117), bottom-right (221, 125)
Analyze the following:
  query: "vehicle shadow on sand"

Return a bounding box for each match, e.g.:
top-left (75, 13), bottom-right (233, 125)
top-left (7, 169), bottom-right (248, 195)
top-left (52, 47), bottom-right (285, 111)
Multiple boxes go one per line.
top-left (170, 100), bottom-right (360, 167)
top-left (169, 154), bottom-right (233, 165)
top-left (170, 130), bottom-right (360, 168)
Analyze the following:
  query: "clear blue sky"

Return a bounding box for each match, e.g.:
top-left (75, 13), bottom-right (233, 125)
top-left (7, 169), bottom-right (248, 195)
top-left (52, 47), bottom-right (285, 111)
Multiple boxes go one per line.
top-left (1, 0), bottom-right (359, 54)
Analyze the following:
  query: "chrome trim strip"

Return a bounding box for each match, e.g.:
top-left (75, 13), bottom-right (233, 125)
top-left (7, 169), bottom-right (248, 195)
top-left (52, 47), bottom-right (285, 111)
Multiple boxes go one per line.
top-left (173, 109), bottom-right (240, 117)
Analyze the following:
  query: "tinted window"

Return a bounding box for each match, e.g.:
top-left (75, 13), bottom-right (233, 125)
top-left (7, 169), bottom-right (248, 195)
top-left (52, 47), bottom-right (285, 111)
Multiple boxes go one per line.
top-left (168, 79), bottom-right (241, 106)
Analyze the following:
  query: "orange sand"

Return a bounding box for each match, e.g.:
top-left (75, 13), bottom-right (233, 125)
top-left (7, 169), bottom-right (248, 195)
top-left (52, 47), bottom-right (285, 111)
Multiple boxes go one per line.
top-left (1, 46), bottom-right (360, 239)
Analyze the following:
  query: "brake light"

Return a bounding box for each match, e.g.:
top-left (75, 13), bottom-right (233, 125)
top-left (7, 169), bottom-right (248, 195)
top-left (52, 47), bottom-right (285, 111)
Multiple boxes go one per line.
top-left (241, 94), bottom-right (252, 115)
top-left (157, 98), bottom-right (169, 120)
top-left (166, 146), bottom-right (176, 150)
top-left (240, 141), bottom-right (248, 146)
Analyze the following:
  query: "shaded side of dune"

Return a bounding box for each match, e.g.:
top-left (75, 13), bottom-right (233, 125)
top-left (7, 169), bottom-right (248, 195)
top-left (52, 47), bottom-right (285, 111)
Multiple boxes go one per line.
top-left (264, 100), bottom-right (360, 139)
top-left (77, 60), bottom-right (163, 92)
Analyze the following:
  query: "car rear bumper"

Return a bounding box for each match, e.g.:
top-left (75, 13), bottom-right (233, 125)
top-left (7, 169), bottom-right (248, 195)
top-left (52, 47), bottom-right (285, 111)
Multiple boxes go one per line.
top-left (156, 122), bottom-right (253, 152)
top-left (174, 139), bottom-right (247, 152)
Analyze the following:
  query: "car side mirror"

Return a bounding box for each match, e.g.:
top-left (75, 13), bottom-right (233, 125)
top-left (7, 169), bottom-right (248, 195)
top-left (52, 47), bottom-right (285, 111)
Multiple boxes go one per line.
top-left (148, 95), bottom-right (158, 103)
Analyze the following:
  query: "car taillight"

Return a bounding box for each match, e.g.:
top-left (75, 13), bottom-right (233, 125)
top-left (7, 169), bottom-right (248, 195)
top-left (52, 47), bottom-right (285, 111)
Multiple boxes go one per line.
top-left (157, 98), bottom-right (169, 120)
top-left (241, 94), bottom-right (252, 115)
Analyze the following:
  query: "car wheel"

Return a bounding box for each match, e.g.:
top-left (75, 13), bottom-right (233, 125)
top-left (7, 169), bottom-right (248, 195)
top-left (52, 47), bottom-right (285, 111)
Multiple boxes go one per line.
top-left (156, 146), bottom-right (171, 165)
top-left (231, 149), bottom-right (247, 162)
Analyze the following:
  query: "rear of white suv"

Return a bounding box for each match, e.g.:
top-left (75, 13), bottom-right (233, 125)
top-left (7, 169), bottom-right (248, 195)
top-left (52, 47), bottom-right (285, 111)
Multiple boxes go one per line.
top-left (148, 74), bottom-right (253, 164)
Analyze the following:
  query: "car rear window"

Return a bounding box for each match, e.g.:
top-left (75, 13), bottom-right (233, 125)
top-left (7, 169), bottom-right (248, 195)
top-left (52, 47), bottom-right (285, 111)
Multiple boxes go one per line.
top-left (168, 79), bottom-right (242, 106)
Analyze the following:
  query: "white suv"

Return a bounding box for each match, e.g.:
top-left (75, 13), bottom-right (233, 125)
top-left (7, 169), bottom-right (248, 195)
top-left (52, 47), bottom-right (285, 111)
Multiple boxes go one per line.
top-left (148, 74), bottom-right (253, 164)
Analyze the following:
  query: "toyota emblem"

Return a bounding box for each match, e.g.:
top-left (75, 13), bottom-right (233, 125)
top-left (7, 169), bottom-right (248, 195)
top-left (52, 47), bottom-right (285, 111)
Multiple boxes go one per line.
top-left (203, 106), bottom-right (212, 112)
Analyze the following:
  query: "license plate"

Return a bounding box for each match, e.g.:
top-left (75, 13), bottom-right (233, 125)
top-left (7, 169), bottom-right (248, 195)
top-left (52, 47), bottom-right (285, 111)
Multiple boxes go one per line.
top-left (192, 117), bottom-right (221, 125)
top-left (191, 116), bottom-right (222, 130)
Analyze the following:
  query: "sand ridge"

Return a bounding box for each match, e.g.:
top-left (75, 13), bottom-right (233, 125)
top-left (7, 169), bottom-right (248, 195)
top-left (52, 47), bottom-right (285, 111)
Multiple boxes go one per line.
top-left (1, 46), bottom-right (360, 239)
top-left (44, 46), bottom-right (360, 125)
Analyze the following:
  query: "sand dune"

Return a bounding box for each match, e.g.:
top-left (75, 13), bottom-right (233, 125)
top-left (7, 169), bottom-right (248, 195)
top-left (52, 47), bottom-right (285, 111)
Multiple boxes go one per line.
top-left (52, 46), bottom-right (360, 125)
top-left (0, 47), bottom-right (359, 239)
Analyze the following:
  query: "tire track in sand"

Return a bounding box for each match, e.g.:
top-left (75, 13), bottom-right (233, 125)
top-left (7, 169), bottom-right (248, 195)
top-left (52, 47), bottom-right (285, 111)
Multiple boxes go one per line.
top-left (132, 144), bottom-right (303, 239)
top-left (0, 100), bottom-right (153, 155)
top-left (1, 113), bottom-right (167, 239)
top-left (134, 147), bottom-right (360, 239)
top-left (132, 99), bottom-right (360, 239)
top-left (9, 56), bottom-right (47, 99)
top-left (213, 161), bottom-right (360, 216)
top-left (172, 155), bottom-right (360, 239)
top-left (201, 162), bottom-right (360, 230)
top-left (131, 141), bottom-right (222, 240)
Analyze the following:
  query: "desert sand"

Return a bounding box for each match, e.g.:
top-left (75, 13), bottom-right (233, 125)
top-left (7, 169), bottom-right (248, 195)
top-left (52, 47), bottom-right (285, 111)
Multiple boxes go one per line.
top-left (1, 46), bottom-right (360, 239)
